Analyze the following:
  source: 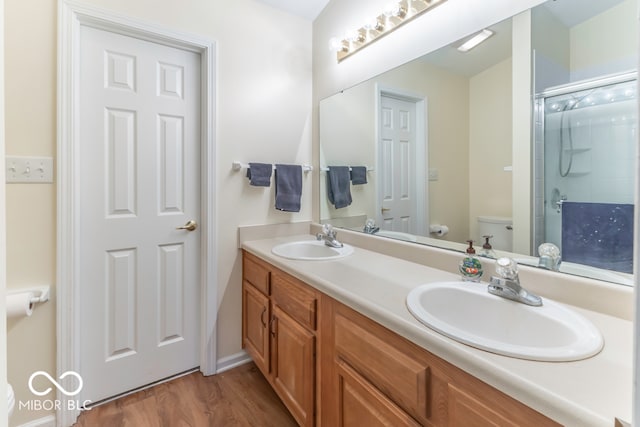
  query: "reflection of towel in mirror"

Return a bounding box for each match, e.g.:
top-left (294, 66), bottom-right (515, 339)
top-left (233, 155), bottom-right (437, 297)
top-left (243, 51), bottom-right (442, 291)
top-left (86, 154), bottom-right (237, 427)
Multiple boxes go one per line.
top-left (327, 166), bottom-right (352, 209)
top-left (246, 162), bottom-right (272, 186)
top-left (350, 166), bottom-right (367, 185)
top-left (561, 201), bottom-right (634, 274)
top-left (274, 164), bottom-right (302, 212)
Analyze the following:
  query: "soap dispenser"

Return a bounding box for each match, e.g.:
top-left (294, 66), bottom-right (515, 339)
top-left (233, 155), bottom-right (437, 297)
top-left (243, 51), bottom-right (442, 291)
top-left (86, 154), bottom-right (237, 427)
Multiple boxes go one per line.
top-left (459, 240), bottom-right (483, 282)
top-left (478, 235), bottom-right (497, 258)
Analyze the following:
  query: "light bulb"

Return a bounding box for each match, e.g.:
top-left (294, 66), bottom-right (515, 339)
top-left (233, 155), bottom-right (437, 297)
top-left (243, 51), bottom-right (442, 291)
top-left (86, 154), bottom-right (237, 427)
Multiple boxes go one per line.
top-left (364, 17), bottom-right (384, 32)
top-left (328, 37), bottom-right (346, 53)
top-left (346, 29), bottom-right (364, 43)
top-left (383, 2), bottom-right (403, 17)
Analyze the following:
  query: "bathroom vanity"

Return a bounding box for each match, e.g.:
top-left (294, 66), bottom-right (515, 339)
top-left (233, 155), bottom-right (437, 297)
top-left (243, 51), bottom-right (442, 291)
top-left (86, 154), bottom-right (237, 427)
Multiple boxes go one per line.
top-left (241, 234), bottom-right (632, 426)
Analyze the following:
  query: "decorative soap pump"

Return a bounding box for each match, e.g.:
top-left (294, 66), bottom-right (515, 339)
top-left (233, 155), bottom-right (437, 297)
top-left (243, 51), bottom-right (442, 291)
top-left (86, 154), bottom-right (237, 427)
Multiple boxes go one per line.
top-left (459, 240), bottom-right (483, 282)
top-left (479, 235), bottom-right (497, 258)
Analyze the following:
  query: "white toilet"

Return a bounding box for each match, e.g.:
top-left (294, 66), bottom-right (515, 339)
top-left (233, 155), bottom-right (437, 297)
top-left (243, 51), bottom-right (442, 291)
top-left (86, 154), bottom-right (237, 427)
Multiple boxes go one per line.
top-left (8, 383), bottom-right (15, 419)
top-left (477, 216), bottom-right (513, 252)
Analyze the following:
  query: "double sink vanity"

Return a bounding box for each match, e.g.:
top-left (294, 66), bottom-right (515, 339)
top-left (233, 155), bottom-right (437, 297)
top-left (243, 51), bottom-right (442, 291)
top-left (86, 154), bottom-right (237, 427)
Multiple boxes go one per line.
top-left (241, 225), bottom-right (632, 426)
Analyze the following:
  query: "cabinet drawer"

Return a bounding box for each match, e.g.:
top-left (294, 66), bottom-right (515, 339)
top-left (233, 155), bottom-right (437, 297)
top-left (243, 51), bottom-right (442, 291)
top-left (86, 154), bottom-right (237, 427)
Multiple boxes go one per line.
top-left (337, 360), bottom-right (421, 427)
top-left (272, 271), bottom-right (317, 331)
top-left (334, 310), bottom-right (430, 422)
top-left (243, 251), bottom-right (270, 295)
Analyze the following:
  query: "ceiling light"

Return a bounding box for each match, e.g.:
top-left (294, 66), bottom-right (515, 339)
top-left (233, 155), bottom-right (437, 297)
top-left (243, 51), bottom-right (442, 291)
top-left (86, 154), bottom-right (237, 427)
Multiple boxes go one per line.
top-left (329, 0), bottom-right (447, 62)
top-left (457, 29), bottom-right (494, 53)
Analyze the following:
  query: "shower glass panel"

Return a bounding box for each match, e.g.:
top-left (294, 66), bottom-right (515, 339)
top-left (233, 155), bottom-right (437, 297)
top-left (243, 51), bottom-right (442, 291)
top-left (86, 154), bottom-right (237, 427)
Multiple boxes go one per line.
top-left (536, 73), bottom-right (636, 274)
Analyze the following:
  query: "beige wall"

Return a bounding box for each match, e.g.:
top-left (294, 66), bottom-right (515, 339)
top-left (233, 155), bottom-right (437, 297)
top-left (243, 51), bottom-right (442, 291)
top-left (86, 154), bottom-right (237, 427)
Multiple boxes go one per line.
top-left (6, 0), bottom-right (58, 424)
top-left (5, 0), bottom-right (311, 425)
top-left (468, 58), bottom-right (513, 241)
top-left (570, 0), bottom-right (638, 79)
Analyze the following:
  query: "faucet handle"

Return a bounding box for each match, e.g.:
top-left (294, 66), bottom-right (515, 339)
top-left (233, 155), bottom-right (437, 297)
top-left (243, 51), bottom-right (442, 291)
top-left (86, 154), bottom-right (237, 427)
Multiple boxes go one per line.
top-left (495, 257), bottom-right (518, 280)
top-left (322, 223), bottom-right (337, 238)
top-left (538, 243), bottom-right (560, 258)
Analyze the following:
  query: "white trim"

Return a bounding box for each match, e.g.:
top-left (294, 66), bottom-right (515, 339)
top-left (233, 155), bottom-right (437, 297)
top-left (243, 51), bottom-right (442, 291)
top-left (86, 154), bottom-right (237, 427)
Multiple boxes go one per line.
top-left (374, 84), bottom-right (428, 236)
top-left (216, 351), bottom-right (252, 374)
top-left (56, 2), bottom-right (217, 426)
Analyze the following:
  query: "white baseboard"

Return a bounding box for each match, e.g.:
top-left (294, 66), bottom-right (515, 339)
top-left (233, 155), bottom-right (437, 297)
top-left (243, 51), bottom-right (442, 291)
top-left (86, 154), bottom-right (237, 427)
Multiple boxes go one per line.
top-left (216, 351), bottom-right (251, 374)
top-left (15, 415), bottom-right (56, 427)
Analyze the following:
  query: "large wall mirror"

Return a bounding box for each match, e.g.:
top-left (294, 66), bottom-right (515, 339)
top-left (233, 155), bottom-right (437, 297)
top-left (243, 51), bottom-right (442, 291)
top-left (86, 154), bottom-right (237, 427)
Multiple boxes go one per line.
top-left (319, 0), bottom-right (637, 286)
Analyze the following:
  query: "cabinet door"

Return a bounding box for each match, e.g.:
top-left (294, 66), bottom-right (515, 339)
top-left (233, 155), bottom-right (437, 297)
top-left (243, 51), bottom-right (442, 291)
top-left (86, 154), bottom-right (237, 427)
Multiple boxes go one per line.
top-left (448, 384), bottom-right (517, 427)
top-left (337, 360), bottom-right (421, 427)
top-left (271, 305), bottom-right (315, 427)
top-left (242, 281), bottom-right (270, 376)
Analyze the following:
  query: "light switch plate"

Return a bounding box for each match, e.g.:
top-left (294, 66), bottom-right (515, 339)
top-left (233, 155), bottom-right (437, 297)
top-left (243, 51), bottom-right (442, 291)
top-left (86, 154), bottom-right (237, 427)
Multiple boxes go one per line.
top-left (6, 156), bottom-right (54, 183)
top-left (428, 169), bottom-right (439, 181)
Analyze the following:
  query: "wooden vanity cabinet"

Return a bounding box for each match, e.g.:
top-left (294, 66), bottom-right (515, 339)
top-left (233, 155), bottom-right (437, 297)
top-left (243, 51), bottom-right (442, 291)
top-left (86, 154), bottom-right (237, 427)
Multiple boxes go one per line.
top-left (242, 251), bottom-right (318, 427)
top-left (320, 296), bottom-right (561, 427)
top-left (243, 251), bottom-right (560, 427)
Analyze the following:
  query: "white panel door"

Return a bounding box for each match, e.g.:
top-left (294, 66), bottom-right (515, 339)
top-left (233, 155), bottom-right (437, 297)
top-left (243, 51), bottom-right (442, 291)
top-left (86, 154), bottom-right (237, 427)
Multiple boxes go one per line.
top-left (378, 95), bottom-right (418, 233)
top-left (78, 26), bottom-right (201, 403)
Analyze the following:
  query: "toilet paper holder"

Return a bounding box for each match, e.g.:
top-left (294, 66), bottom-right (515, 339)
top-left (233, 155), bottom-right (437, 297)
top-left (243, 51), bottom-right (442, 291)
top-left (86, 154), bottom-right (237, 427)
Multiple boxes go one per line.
top-left (8, 285), bottom-right (50, 304)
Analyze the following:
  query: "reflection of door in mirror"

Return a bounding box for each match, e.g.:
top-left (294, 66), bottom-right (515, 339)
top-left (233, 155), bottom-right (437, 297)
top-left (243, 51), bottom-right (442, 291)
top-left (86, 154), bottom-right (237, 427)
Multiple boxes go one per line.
top-left (377, 92), bottom-right (427, 235)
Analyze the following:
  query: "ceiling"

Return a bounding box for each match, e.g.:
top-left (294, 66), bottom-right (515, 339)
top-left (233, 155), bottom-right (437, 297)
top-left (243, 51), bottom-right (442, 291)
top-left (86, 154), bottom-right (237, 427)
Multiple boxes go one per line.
top-left (253, 0), bottom-right (330, 20)
top-left (423, 0), bottom-right (628, 77)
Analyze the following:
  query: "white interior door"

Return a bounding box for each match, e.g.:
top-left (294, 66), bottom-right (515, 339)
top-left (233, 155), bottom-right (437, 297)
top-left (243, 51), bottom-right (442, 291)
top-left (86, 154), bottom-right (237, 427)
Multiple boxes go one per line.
top-left (78, 25), bottom-right (201, 403)
top-left (378, 95), bottom-right (419, 233)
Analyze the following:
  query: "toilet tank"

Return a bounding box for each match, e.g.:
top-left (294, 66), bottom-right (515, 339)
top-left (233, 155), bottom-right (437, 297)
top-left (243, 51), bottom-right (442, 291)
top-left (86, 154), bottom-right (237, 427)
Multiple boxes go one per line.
top-left (477, 216), bottom-right (513, 252)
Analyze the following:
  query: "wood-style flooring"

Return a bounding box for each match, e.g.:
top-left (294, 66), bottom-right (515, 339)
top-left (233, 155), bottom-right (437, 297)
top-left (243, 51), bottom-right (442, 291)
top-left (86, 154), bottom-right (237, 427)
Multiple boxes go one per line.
top-left (73, 362), bottom-right (297, 427)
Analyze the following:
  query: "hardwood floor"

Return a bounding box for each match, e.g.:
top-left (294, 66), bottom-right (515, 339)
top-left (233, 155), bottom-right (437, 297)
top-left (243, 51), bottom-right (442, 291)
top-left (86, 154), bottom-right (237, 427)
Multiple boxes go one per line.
top-left (74, 362), bottom-right (298, 427)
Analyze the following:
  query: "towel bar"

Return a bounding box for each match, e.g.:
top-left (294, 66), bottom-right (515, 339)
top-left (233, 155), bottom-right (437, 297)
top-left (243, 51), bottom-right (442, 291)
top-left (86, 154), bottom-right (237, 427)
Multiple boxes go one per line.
top-left (320, 166), bottom-right (374, 172)
top-left (232, 161), bottom-right (313, 173)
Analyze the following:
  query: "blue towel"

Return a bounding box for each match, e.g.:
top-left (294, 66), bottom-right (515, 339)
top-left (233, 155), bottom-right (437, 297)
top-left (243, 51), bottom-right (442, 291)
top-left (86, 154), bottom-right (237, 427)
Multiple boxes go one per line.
top-left (246, 162), bottom-right (272, 187)
top-left (561, 202), bottom-right (634, 274)
top-left (327, 166), bottom-right (352, 209)
top-left (350, 166), bottom-right (367, 185)
top-left (274, 164), bottom-right (302, 212)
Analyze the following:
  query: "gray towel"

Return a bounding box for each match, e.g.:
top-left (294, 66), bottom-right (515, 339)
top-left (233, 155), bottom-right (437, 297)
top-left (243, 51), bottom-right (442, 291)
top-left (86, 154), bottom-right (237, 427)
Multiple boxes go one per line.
top-left (350, 166), bottom-right (367, 185)
top-left (274, 164), bottom-right (302, 212)
top-left (327, 166), bottom-right (352, 209)
top-left (246, 162), bottom-right (272, 187)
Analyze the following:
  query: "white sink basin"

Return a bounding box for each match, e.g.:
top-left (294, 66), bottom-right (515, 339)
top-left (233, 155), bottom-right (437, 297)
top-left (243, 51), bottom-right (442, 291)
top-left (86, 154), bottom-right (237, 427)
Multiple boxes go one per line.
top-left (406, 281), bottom-right (603, 361)
top-left (271, 240), bottom-right (354, 261)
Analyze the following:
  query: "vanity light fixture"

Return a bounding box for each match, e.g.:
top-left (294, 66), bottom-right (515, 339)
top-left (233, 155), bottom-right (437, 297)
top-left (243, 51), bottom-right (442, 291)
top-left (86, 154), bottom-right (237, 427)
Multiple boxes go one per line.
top-left (457, 29), bottom-right (494, 52)
top-left (329, 0), bottom-right (447, 62)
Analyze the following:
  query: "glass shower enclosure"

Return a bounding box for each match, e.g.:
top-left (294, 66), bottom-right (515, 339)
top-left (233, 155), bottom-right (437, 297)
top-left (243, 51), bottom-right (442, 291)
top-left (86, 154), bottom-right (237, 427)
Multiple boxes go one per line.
top-left (534, 72), bottom-right (637, 274)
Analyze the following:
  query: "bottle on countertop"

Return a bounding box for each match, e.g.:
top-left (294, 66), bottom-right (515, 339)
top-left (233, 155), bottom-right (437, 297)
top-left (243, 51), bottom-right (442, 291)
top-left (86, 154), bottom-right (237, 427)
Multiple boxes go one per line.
top-left (459, 240), bottom-right (483, 282)
top-left (478, 235), bottom-right (497, 259)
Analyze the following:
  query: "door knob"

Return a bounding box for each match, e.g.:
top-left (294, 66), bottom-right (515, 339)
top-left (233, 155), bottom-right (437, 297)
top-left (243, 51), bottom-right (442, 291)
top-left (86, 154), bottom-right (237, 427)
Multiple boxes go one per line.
top-left (176, 220), bottom-right (198, 231)
top-left (381, 207), bottom-right (391, 214)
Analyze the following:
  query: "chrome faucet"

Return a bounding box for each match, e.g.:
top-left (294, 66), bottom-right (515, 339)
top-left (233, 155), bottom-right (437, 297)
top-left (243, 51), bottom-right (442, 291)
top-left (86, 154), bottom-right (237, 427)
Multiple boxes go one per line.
top-left (316, 223), bottom-right (344, 248)
top-left (488, 257), bottom-right (542, 306)
top-left (537, 243), bottom-right (562, 271)
top-left (363, 218), bottom-right (380, 234)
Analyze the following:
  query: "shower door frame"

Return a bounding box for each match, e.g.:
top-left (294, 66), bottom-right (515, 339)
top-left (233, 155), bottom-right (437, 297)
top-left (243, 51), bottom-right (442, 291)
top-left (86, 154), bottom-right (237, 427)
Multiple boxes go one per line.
top-left (532, 70), bottom-right (637, 253)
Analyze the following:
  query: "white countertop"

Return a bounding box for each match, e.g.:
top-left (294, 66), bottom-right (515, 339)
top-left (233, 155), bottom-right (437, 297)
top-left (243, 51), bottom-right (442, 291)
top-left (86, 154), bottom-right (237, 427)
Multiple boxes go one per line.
top-left (242, 234), bottom-right (633, 426)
